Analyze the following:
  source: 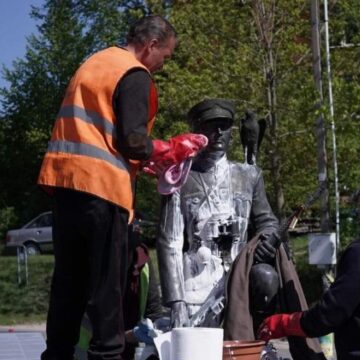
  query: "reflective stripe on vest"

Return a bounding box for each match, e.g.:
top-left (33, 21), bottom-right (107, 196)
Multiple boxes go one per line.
top-left (47, 140), bottom-right (130, 172)
top-left (58, 105), bottom-right (118, 139)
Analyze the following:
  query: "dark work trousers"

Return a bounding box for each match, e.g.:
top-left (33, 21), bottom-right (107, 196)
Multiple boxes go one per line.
top-left (41, 188), bottom-right (129, 360)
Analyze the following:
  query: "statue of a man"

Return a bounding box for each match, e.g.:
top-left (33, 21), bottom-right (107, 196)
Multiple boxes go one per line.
top-left (156, 99), bottom-right (280, 329)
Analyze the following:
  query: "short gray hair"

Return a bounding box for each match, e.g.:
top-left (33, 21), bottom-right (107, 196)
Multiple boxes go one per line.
top-left (126, 15), bottom-right (177, 47)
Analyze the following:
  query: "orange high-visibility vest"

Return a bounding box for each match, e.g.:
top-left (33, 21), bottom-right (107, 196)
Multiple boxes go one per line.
top-left (38, 47), bottom-right (158, 214)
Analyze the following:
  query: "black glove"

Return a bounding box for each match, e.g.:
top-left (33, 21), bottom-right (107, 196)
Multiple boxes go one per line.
top-left (254, 233), bottom-right (279, 263)
top-left (170, 300), bottom-right (190, 328)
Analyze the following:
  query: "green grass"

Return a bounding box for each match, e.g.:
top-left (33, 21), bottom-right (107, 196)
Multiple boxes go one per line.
top-left (0, 313), bottom-right (47, 325)
top-left (0, 240), bottom-right (325, 325)
top-left (290, 236), bottom-right (324, 306)
top-left (0, 249), bottom-right (160, 326)
top-left (0, 255), bottom-right (53, 325)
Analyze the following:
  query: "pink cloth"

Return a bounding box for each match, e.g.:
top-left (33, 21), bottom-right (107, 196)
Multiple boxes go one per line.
top-left (157, 157), bottom-right (193, 195)
top-left (143, 134), bottom-right (208, 194)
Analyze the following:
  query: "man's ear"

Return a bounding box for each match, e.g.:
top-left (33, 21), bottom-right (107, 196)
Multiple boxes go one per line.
top-left (229, 129), bottom-right (234, 146)
top-left (148, 38), bottom-right (159, 51)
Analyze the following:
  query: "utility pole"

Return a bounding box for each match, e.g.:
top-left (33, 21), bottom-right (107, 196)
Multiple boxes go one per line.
top-left (310, 2), bottom-right (336, 358)
top-left (324, 0), bottom-right (340, 253)
top-left (311, 0), bottom-right (330, 233)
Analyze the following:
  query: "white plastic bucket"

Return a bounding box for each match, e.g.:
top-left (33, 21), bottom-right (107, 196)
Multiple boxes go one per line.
top-left (171, 327), bottom-right (224, 360)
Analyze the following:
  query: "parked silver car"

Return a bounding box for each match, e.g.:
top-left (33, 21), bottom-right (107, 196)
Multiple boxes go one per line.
top-left (5, 212), bottom-right (53, 255)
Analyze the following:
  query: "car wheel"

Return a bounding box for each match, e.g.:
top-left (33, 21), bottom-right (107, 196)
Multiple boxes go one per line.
top-left (25, 243), bottom-right (40, 256)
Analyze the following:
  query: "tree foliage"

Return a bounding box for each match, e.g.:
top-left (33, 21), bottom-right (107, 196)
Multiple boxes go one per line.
top-left (0, 0), bottom-right (149, 224)
top-left (0, 0), bottom-right (359, 242)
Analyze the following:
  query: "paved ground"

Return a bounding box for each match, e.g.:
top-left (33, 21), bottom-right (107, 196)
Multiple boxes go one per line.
top-left (271, 339), bottom-right (293, 359)
top-left (0, 323), bottom-right (294, 359)
top-left (0, 324), bottom-right (46, 360)
top-left (0, 323), bottom-right (46, 334)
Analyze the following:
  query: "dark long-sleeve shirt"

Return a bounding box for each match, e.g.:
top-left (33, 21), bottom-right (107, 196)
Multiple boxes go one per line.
top-left (113, 68), bottom-right (154, 161)
top-left (301, 238), bottom-right (360, 360)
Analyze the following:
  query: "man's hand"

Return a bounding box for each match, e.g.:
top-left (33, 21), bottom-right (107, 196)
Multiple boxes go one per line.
top-left (143, 139), bottom-right (172, 177)
top-left (143, 133), bottom-right (208, 178)
top-left (133, 319), bottom-right (155, 345)
top-left (257, 312), bottom-right (305, 342)
top-left (170, 301), bottom-right (190, 328)
top-left (168, 133), bottom-right (208, 161)
top-left (254, 233), bottom-right (279, 263)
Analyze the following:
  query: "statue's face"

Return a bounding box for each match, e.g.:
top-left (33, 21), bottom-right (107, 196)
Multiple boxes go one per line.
top-left (195, 118), bottom-right (232, 157)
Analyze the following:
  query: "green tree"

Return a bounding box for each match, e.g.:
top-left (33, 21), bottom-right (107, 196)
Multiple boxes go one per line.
top-left (1, 0), bottom-right (359, 233)
top-left (164, 0), bottom-right (321, 218)
top-left (0, 0), bottom-right (93, 223)
top-left (327, 0), bottom-right (360, 196)
top-left (0, 0), bottom-right (156, 223)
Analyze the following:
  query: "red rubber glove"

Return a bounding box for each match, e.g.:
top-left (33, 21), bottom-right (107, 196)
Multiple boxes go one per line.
top-left (168, 133), bottom-right (208, 162)
top-left (143, 133), bottom-right (208, 177)
top-left (257, 312), bottom-right (306, 342)
top-left (143, 140), bottom-right (172, 177)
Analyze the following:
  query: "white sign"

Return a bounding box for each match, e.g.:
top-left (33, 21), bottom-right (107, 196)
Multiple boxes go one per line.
top-left (308, 233), bottom-right (337, 265)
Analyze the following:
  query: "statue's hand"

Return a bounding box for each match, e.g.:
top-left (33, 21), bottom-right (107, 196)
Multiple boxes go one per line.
top-left (170, 301), bottom-right (190, 328)
top-left (254, 233), bottom-right (279, 263)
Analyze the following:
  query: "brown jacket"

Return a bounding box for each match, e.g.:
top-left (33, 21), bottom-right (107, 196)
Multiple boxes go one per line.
top-left (223, 235), bottom-right (326, 360)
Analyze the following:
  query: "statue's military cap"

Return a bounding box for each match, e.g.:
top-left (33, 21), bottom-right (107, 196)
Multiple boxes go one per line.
top-left (187, 99), bottom-right (235, 128)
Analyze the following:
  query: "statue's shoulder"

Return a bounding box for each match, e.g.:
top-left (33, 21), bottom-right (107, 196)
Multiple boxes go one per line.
top-left (228, 161), bottom-right (262, 179)
top-left (227, 161), bottom-right (263, 195)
